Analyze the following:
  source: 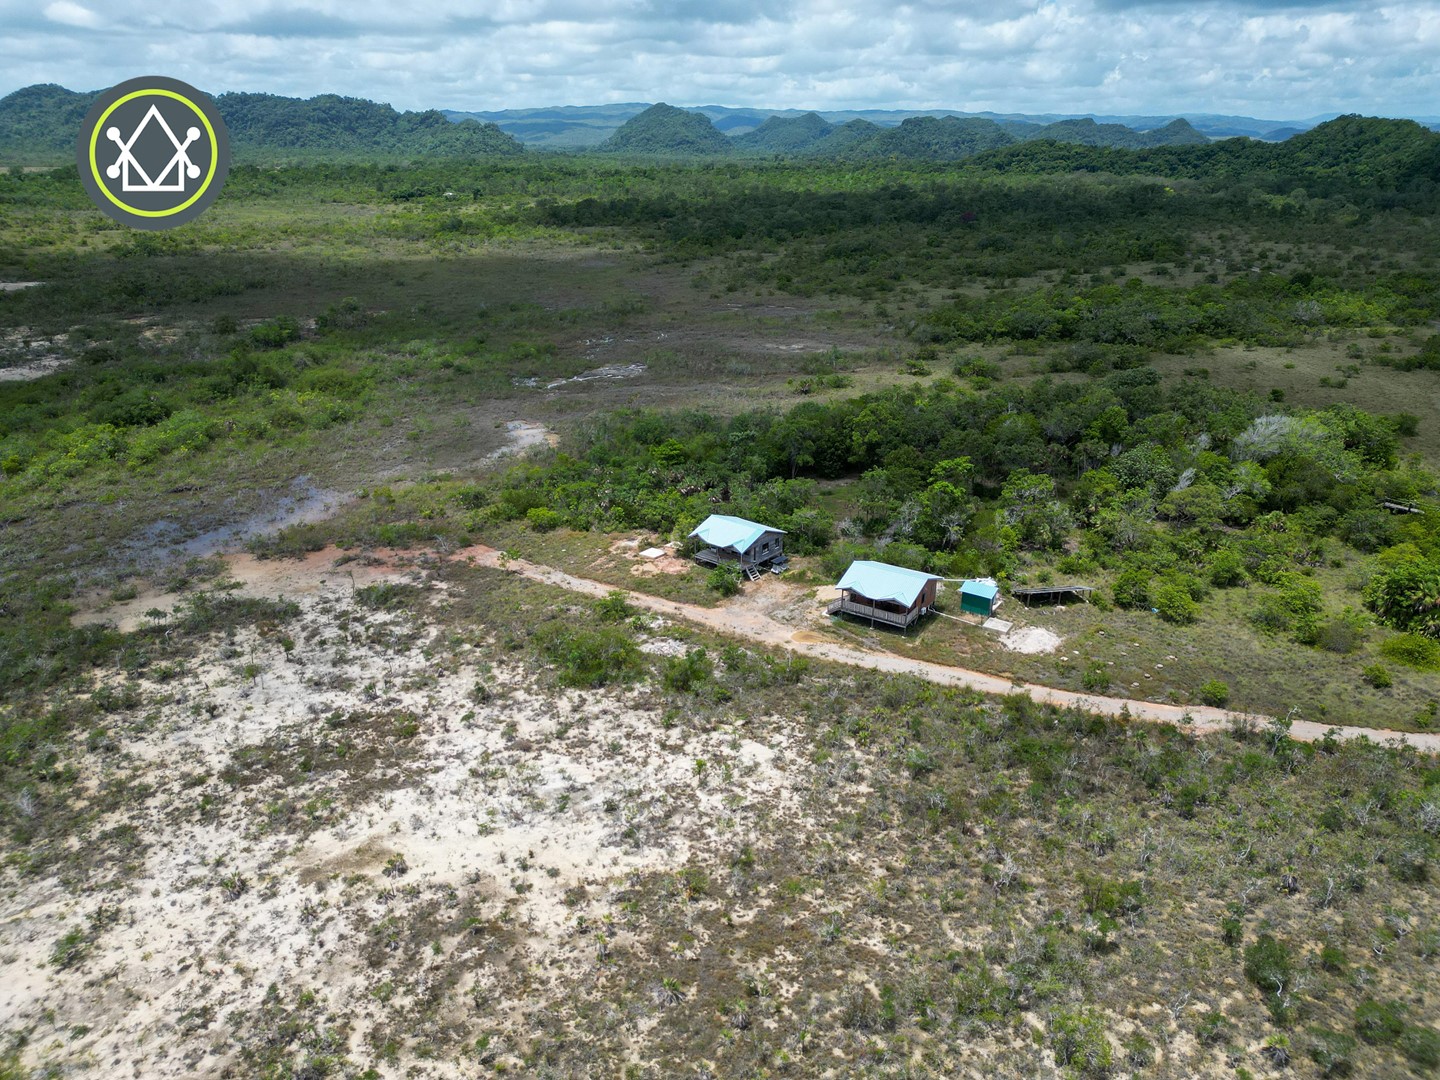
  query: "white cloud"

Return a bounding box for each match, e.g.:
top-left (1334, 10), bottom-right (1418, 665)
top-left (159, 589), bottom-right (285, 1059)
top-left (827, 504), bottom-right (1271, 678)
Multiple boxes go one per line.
top-left (42, 1), bottom-right (101, 29)
top-left (1, 0), bottom-right (1437, 118)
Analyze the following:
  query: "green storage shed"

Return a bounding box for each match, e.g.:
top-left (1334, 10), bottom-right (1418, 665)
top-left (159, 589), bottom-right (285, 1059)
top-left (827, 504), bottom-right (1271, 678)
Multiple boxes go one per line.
top-left (959, 579), bottom-right (1000, 617)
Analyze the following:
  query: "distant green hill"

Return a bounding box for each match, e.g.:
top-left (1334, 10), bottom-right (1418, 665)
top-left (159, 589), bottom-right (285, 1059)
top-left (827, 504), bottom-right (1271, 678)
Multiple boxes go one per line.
top-left (970, 114), bottom-right (1440, 196)
top-left (216, 93), bottom-right (523, 158)
top-left (450, 102), bottom-right (1344, 147)
top-left (843, 115), bottom-right (1018, 159)
top-left (0, 84), bottom-right (524, 164)
top-left (1011, 116), bottom-right (1209, 149)
top-left (598, 103), bottom-right (733, 155)
top-left (0, 84), bottom-right (93, 164)
top-left (803, 119), bottom-right (883, 157)
top-left (1271, 114), bottom-right (1440, 187)
top-left (733, 112), bottom-right (1207, 160)
top-left (732, 112), bottom-right (834, 153)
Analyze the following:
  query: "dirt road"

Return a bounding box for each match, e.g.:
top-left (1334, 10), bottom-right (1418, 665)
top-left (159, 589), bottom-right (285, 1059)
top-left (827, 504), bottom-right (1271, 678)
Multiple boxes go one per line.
top-left (459, 545), bottom-right (1440, 754)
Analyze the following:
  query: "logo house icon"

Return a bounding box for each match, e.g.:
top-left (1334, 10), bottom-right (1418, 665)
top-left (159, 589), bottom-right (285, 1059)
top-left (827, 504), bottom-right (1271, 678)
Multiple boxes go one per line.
top-left (105, 104), bottom-right (202, 192)
top-left (78, 76), bottom-right (231, 230)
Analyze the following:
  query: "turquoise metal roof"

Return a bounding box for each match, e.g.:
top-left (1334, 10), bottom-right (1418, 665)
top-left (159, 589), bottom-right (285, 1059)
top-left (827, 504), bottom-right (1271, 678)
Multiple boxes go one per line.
top-left (835, 560), bottom-right (941, 607)
top-left (960, 579), bottom-right (1000, 600)
top-left (688, 514), bottom-right (784, 554)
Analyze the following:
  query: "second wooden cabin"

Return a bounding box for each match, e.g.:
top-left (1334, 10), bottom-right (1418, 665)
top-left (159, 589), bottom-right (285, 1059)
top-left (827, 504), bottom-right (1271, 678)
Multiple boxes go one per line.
top-left (829, 560), bottom-right (942, 629)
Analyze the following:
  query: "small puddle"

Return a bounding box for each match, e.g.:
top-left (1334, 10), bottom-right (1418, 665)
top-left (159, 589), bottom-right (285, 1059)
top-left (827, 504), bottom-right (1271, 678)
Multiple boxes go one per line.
top-left (513, 363), bottom-right (646, 390)
top-left (118, 476), bottom-right (350, 568)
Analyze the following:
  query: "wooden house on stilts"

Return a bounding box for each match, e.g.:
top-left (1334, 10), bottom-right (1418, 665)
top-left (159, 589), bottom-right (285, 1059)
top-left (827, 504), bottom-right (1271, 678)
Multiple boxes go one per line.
top-left (688, 514), bottom-right (787, 580)
top-left (828, 560), bottom-right (942, 629)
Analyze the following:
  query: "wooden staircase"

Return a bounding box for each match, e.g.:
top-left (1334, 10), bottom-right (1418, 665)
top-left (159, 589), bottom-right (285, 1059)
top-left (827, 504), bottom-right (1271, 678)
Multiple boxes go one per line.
top-left (743, 564), bottom-right (762, 581)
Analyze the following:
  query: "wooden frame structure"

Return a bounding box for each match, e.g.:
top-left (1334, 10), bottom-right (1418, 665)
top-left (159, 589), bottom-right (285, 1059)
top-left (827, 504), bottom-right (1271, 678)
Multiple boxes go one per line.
top-left (1010, 584), bottom-right (1093, 606)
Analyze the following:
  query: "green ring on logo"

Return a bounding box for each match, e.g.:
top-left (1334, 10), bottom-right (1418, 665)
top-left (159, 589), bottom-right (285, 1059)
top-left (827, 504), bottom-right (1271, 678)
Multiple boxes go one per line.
top-left (88, 88), bottom-right (219, 218)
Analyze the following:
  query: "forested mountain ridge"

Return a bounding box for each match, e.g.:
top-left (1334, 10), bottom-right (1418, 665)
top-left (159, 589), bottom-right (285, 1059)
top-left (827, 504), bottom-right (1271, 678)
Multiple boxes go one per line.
top-left (1, 82), bottom-right (1432, 173)
top-left (597, 103), bottom-right (735, 155)
top-left (451, 101), bottom-right (1366, 147)
top-left (971, 114), bottom-right (1440, 195)
top-left (606, 107), bottom-right (1210, 159)
top-left (0, 84), bottom-right (524, 164)
top-left (1010, 117), bottom-right (1210, 149)
top-left (731, 111), bottom-right (834, 153)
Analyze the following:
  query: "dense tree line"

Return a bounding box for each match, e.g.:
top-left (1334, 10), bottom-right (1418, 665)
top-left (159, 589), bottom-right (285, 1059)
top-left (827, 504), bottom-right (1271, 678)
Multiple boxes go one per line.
top-left (489, 370), bottom-right (1437, 651)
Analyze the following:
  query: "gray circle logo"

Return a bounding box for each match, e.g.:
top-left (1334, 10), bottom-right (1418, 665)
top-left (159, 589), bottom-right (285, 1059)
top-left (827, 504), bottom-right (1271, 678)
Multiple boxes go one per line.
top-left (76, 76), bottom-right (230, 230)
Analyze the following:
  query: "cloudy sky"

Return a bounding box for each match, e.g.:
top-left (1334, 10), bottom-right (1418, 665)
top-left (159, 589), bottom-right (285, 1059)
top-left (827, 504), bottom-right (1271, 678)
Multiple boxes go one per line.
top-left (3, 0), bottom-right (1437, 119)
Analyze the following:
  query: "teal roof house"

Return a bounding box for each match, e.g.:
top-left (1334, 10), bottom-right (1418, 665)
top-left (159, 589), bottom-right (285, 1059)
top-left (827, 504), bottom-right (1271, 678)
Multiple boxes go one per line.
top-left (829, 560), bottom-right (942, 629)
top-left (688, 514), bottom-right (786, 576)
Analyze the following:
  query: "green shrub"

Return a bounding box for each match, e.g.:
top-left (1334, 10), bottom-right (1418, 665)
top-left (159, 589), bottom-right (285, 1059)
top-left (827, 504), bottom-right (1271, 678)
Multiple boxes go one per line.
top-left (594, 591), bottom-right (635, 622)
top-left (1364, 553), bottom-right (1440, 636)
top-left (1220, 906), bottom-right (1244, 946)
top-left (1379, 633), bottom-right (1440, 671)
top-left (1048, 1009), bottom-right (1113, 1077)
top-left (1243, 934), bottom-right (1294, 1022)
top-left (294, 364), bottom-right (372, 396)
top-left (1307, 1028), bottom-right (1356, 1077)
top-left (1195, 1010), bottom-right (1232, 1046)
top-left (707, 564), bottom-right (742, 597)
top-left (1153, 579), bottom-right (1199, 624)
top-left (1389, 842), bottom-right (1428, 883)
top-left (525, 506), bottom-right (565, 532)
top-left (354, 583), bottom-right (416, 610)
top-left (1353, 998), bottom-right (1405, 1045)
top-left (1112, 568), bottom-right (1151, 609)
top-left (1209, 548), bottom-right (1248, 588)
top-left (1362, 664), bottom-right (1392, 689)
top-left (126, 410), bottom-right (220, 465)
top-left (953, 355), bottom-right (999, 379)
top-left (662, 648), bottom-right (713, 693)
top-left (1400, 1025), bottom-right (1440, 1069)
top-left (534, 625), bottom-right (643, 688)
top-left (950, 959), bottom-right (1016, 1024)
top-left (81, 343), bottom-right (122, 365)
top-left (1081, 665), bottom-right (1110, 693)
top-left (1320, 943), bottom-right (1347, 973)
top-left (1122, 1033), bottom-right (1153, 1068)
top-left (250, 315), bottom-right (301, 348)
top-left (1197, 680), bottom-right (1230, 708)
top-left (1250, 573), bottom-right (1324, 641)
top-left (49, 926), bottom-right (90, 969)
top-left (1079, 875), bottom-right (1144, 917)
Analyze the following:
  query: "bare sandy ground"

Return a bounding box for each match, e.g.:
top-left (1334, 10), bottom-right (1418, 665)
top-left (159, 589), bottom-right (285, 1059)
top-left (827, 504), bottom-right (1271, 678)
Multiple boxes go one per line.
top-left (10, 574), bottom-right (822, 1078)
top-left (0, 325), bottom-right (68, 382)
top-left (482, 420), bottom-right (558, 461)
top-left (25, 533), bottom-right (1435, 1076)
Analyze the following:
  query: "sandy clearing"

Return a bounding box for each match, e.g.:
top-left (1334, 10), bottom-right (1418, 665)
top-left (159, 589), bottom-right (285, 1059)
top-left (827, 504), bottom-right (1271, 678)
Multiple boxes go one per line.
top-left (483, 419), bottom-right (558, 461)
top-left (998, 626), bottom-right (1062, 654)
top-left (13, 583), bottom-right (821, 1079)
top-left (73, 549), bottom-right (423, 633)
top-left (0, 357), bottom-right (68, 382)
